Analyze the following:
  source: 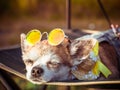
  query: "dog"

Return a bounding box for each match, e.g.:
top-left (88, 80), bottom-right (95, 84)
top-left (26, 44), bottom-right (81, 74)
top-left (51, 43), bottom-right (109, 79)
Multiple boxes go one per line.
top-left (20, 29), bottom-right (120, 84)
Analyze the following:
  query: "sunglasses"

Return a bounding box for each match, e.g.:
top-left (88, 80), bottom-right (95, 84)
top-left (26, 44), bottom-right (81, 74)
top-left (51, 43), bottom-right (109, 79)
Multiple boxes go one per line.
top-left (26, 28), bottom-right (65, 46)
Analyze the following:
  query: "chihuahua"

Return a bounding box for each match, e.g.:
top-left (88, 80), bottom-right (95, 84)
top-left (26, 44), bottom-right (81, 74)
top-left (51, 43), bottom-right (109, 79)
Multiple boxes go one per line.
top-left (20, 30), bottom-right (119, 84)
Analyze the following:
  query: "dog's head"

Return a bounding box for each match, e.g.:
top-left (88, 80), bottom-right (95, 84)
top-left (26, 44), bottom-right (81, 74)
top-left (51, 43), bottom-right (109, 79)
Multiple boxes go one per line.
top-left (21, 30), bottom-right (96, 84)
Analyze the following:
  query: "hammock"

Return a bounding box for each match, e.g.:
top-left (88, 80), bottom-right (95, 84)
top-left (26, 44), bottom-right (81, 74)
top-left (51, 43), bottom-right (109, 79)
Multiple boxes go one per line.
top-left (0, 30), bottom-right (120, 86)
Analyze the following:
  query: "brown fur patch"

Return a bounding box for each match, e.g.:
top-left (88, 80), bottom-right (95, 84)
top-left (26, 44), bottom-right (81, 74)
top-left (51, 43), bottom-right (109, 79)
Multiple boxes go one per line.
top-left (71, 39), bottom-right (95, 59)
top-left (77, 59), bottom-right (95, 72)
top-left (74, 59), bottom-right (95, 77)
top-left (51, 38), bottom-right (71, 67)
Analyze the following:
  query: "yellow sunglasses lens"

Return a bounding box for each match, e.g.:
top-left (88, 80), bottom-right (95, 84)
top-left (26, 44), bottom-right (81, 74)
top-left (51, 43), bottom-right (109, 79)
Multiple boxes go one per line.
top-left (48, 28), bottom-right (65, 46)
top-left (26, 29), bottom-right (41, 45)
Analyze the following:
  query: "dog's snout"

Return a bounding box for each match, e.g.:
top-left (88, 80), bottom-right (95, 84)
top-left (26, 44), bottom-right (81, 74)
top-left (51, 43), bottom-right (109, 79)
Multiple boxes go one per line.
top-left (31, 66), bottom-right (43, 77)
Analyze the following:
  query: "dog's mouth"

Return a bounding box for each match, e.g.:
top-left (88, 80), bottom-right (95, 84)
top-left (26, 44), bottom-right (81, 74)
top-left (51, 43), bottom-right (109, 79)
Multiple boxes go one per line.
top-left (28, 75), bottom-right (56, 84)
top-left (29, 78), bottom-right (48, 84)
top-left (32, 78), bottom-right (42, 82)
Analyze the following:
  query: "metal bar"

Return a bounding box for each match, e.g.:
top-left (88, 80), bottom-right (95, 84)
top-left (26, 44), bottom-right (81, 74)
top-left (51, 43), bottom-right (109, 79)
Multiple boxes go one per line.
top-left (0, 63), bottom-right (26, 80)
top-left (97, 0), bottom-right (112, 28)
top-left (66, 0), bottom-right (71, 29)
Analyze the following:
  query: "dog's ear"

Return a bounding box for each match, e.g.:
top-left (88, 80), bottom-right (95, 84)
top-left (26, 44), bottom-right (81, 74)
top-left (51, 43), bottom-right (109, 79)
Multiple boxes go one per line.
top-left (20, 33), bottom-right (33, 54)
top-left (20, 33), bottom-right (25, 54)
top-left (69, 38), bottom-right (97, 66)
top-left (20, 30), bottom-right (42, 55)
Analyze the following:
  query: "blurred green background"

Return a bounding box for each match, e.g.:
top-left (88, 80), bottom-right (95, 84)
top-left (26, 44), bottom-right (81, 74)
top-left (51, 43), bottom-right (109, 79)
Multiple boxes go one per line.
top-left (0, 0), bottom-right (120, 89)
top-left (0, 0), bottom-right (120, 47)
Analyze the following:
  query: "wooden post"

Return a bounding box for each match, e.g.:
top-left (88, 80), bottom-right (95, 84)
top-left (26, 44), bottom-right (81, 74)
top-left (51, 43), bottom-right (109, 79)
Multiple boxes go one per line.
top-left (66, 0), bottom-right (71, 29)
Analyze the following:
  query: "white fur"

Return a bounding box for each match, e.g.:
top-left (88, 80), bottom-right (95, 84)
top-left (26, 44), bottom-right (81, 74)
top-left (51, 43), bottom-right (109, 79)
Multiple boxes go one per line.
top-left (22, 47), bottom-right (40, 61)
top-left (25, 50), bottom-right (70, 83)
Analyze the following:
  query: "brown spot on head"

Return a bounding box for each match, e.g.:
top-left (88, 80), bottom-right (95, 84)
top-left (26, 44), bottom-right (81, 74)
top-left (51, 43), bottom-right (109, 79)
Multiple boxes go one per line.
top-left (50, 38), bottom-right (72, 67)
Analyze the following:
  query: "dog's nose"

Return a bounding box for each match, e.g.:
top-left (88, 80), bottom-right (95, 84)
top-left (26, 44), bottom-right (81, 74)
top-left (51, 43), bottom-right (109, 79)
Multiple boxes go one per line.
top-left (31, 66), bottom-right (43, 77)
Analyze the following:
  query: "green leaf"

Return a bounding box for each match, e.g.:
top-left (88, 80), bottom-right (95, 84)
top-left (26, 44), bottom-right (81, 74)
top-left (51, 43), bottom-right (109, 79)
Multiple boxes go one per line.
top-left (98, 60), bottom-right (112, 78)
